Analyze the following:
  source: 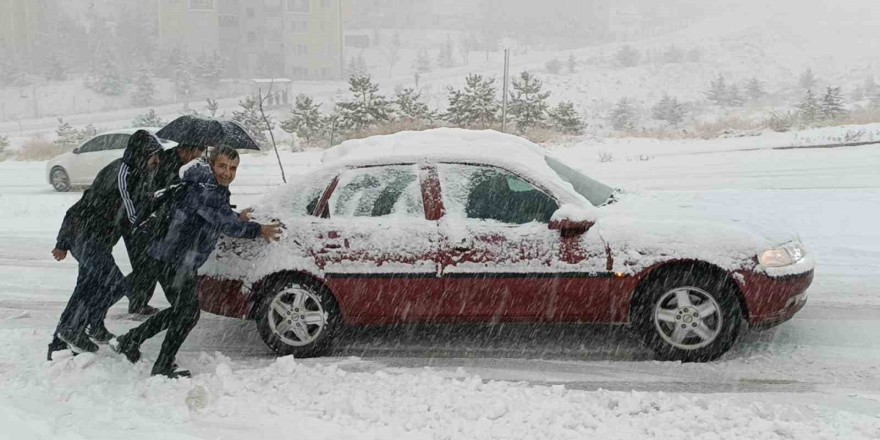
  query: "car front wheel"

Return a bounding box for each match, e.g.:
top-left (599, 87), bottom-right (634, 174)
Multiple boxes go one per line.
top-left (255, 277), bottom-right (340, 358)
top-left (634, 269), bottom-right (743, 362)
top-left (50, 167), bottom-right (71, 192)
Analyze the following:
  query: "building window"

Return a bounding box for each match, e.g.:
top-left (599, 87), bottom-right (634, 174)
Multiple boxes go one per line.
top-left (287, 0), bottom-right (310, 13)
top-left (219, 15), bottom-right (239, 27)
top-left (190, 0), bottom-right (215, 10)
top-left (291, 19), bottom-right (309, 32)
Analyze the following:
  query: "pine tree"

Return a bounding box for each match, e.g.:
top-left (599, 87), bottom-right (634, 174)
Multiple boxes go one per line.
top-left (796, 89), bottom-right (822, 124)
top-left (232, 96), bottom-right (274, 149)
top-left (705, 74), bottom-right (728, 106)
top-left (414, 50), bottom-right (432, 74)
top-left (509, 71), bottom-right (550, 132)
top-left (616, 45), bottom-right (640, 67)
top-left (131, 109), bottom-right (165, 128)
top-left (197, 52), bottom-right (225, 88)
top-left (336, 75), bottom-right (393, 131)
top-left (174, 62), bottom-right (195, 99)
top-left (281, 94), bottom-right (325, 145)
top-left (88, 49), bottom-right (125, 96)
top-left (206, 98), bottom-right (220, 117)
top-left (394, 86), bottom-right (436, 122)
top-left (445, 74), bottom-right (499, 127)
top-left (727, 84), bottom-right (745, 107)
top-left (81, 124), bottom-right (97, 139)
top-left (609, 98), bottom-right (637, 131)
top-left (548, 101), bottom-right (584, 134)
top-left (663, 45), bottom-right (684, 64)
top-left (652, 94), bottom-right (685, 126)
top-left (347, 54), bottom-right (368, 78)
top-left (746, 78), bottom-right (765, 101)
top-left (567, 54), bottom-right (577, 73)
top-left (437, 35), bottom-right (455, 68)
top-left (323, 111), bottom-right (343, 146)
top-left (0, 134), bottom-right (9, 155)
top-left (545, 58), bottom-right (562, 75)
top-left (46, 54), bottom-right (67, 81)
top-left (799, 68), bottom-right (817, 90)
top-left (131, 67), bottom-right (157, 107)
top-left (55, 118), bottom-right (84, 151)
top-left (821, 86), bottom-right (846, 120)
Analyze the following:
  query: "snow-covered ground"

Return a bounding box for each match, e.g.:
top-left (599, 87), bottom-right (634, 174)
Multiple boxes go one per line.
top-left (1, 127), bottom-right (880, 439)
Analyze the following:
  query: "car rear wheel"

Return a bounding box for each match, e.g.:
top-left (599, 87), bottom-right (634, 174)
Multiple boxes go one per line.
top-left (50, 167), bottom-right (71, 192)
top-left (634, 269), bottom-right (742, 362)
top-left (255, 277), bottom-right (341, 358)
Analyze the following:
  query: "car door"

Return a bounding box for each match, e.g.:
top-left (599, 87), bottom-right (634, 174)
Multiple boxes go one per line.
top-left (67, 135), bottom-right (110, 184)
top-left (310, 164), bottom-right (444, 325)
top-left (435, 163), bottom-right (610, 322)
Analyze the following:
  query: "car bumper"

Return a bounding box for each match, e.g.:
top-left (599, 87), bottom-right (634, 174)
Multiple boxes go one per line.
top-left (197, 276), bottom-right (254, 319)
top-left (739, 269), bottom-right (813, 327)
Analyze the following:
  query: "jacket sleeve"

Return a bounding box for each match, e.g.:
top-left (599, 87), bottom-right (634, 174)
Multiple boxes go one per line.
top-left (55, 205), bottom-right (78, 251)
top-left (194, 188), bottom-right (262, 239)
top-left (117, 163), bottom-right (138, 225)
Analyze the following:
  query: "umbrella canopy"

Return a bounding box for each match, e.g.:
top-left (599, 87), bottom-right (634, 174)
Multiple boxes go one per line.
top-left (156, 115), bottom-right (262, 150)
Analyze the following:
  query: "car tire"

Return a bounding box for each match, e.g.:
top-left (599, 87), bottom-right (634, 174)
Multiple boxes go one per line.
top-left (633, 268), bottom-right (743, 362)
top-left (50, 167), bottom-right (71, 192)
top-left (255, 276), bottom-right (341, 358)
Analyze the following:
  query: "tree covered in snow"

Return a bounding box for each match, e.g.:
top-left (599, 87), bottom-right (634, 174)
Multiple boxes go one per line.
top-left (46, 54), bottom-right (67, 81)
top-left (414, 50), bottom-right (432, 75)
top-left (0, 134), bottom-right (8, 155)
top-left (799, 68), bottom-right (817, 90)
top-left (509, 71), bottom-right (550, 132)
top-left (821, 87), bottom-right (847, 120)
top-left (609, 98), bottom-right (637, 131)
top-left (545, 58), bottom-right (562, 75)
top-left (131, 66), bottom-right (157, 107)
top-left (705, 74), bottom-right (728, 106)
top-left (796, 89), bottom-right (822, 124)
top-left (652, 94), bottom-right (686, 126)
top-left (323, 111), bottom-right (343, 146)
top-left (131, 109), bottom-right (164, 128)
top-left (336, 75), bottom-right (393, 131)
top-left (232, 96), bottom-right (273, 149)
top-left (567, 54), bottom-right (577, 73)
top-left (54, 118), bottom-right (85, 151)
top-left (445, 74), bottom-right (499, 127)
top-left (196, 52), bottom-right (226, 88)
top-left (746, 78), bottom-right (765, 101)
top-left (281, 94), bottom-right (325, 145)
top-left (663, 45), bottom-right (684, 64)
top-left (616, 45), bottom-right (640, 67)
top-left (87, 48), bottom-right (125, 96)
top-left (727, 84), bottom-right (745, 107)
top-left (437, 35), bottom-right (456, 68)
top-left (393, 87), bottom-right (437, 122)
top-left (346, 54), bottom-right (368, 78)
top-left (548, 101), bottom-right (584, 134)
top-left (206, 98), bottom-right (220, 118)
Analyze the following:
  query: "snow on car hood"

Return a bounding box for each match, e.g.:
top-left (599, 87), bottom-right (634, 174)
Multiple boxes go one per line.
top-left (595, 191), bottom-right (800, 274)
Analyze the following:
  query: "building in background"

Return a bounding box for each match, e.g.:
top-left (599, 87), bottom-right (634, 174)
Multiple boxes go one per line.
top-left (158, 0), bottom-right (347, 80)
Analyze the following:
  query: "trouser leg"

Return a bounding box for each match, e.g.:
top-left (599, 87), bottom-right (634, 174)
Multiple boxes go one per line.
top-left (152, 266), bottom-right (200, 371)
top-left (55, 240), bottom-right (119, 335)
top-left (123, 230), bottom-right (158, 312)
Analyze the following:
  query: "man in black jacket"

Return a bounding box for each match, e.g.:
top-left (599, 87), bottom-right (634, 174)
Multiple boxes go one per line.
top-left (124, 143), bottom-right (206, 315)
top-left (48, 130), bottom-right (163, 358)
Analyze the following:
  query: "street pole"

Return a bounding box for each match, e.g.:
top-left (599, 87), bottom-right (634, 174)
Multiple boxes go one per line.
top-left (501, 48), bottom-right (510, 133)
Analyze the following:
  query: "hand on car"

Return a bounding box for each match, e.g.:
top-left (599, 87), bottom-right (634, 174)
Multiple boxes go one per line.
top-left (238, 208), bottom-right (254, 221)
top-left (260, 222), bottom-right (283, 242)
top-left (51, 248), bottom-right (67, 261)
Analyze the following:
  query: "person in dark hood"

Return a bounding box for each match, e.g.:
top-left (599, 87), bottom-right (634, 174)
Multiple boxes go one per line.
top-left (49, 130), bottom-right (163, 358)
top-left (124, 142), bottom-right (207, 315)
top-left (112, 146), bottom-right (282, 378)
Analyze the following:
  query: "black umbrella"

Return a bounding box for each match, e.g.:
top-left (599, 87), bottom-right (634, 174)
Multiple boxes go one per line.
top-left (156, 115), bottom-right (262, 150)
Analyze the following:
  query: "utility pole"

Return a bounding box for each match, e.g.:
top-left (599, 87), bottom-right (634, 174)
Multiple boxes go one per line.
top-left (501, 49), bottom-right (510, 133)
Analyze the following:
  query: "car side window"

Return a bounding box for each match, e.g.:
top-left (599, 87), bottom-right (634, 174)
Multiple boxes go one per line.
top-left (78, 136), bottom-right (108, 153)
top-left (438, 163), bottom-right (559, 224)
top-left (328, 165), bottom-right (424, 218)
top-left (108, 134), bottom-right (130, 150)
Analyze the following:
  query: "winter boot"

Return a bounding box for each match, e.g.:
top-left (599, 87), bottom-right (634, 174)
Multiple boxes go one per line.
top-left (85, 323), bottom-right (115, 344)
top-left (109, 335), bottom-right (141, 364)
top-left (47, 336), bottom-right (69, 361)
top-left (56, 329), bottom-right (99, 354)
top-left (151, 364), bottom-right (191, 379)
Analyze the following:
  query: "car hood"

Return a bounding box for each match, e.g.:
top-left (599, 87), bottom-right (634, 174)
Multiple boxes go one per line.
top-left (595, 191), bottom-right (799, 274)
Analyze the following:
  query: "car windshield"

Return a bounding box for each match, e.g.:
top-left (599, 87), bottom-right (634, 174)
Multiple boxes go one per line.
top-left (544, 155), bottom-right (615, 207)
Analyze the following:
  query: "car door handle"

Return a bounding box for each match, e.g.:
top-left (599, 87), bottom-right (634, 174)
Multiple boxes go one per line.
top-left (324, 243), bottom-right (343, 249)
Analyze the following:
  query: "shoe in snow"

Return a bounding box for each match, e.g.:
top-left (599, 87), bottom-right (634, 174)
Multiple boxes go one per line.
top-left (85, 323), bottom-right (115, 344)
top-left (109, 336), bottom-right (141, 364)
top-left (47, 336), bottom-right (69, 361)
top-left (56, 329), bottom-right (99, 354)
top-left (128, 305), bottom-right (160, 316)
top-left (151, 366), bottom-right (191, 379)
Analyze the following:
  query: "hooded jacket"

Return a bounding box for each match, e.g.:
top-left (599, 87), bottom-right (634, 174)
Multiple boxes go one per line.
top-left (54, 130), bottom-right (162, 251)
top-left (148, 159), bottom-right (261, 271)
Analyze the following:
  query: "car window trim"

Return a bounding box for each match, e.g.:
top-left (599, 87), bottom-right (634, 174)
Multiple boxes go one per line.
top-left (322, 163), bottom-right (429, 220)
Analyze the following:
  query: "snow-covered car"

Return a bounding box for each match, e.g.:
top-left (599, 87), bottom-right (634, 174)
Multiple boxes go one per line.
top-left (198, 129), bottom-right (815, 362)
top-left (45, 127), bottom-right (175, 191)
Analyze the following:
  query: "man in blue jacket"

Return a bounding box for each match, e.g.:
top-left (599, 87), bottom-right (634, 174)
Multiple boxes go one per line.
top-left (112, 146), bottom-right (282, 378)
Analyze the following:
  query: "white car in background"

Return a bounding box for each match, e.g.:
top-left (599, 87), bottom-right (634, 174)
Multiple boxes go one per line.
top-left (45, 127), bottom-right (175, 192)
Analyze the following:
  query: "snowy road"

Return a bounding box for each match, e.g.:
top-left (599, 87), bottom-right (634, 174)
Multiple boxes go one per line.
top-left (1, 136), bottom-right (879, 439)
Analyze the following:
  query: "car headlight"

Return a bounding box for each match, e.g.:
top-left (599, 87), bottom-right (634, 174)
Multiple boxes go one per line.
top-left (759, 241), bottom-right (805, 267)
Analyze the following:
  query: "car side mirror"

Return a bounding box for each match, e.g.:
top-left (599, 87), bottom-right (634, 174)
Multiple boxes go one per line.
top-left (72, 147), bottom-right (80, 154)
top-left (548, 205), bottom-right (597, 237)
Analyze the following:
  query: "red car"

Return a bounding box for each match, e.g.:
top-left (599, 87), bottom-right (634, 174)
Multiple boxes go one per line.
top-left (198, 129), bottom-right (814, 362)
